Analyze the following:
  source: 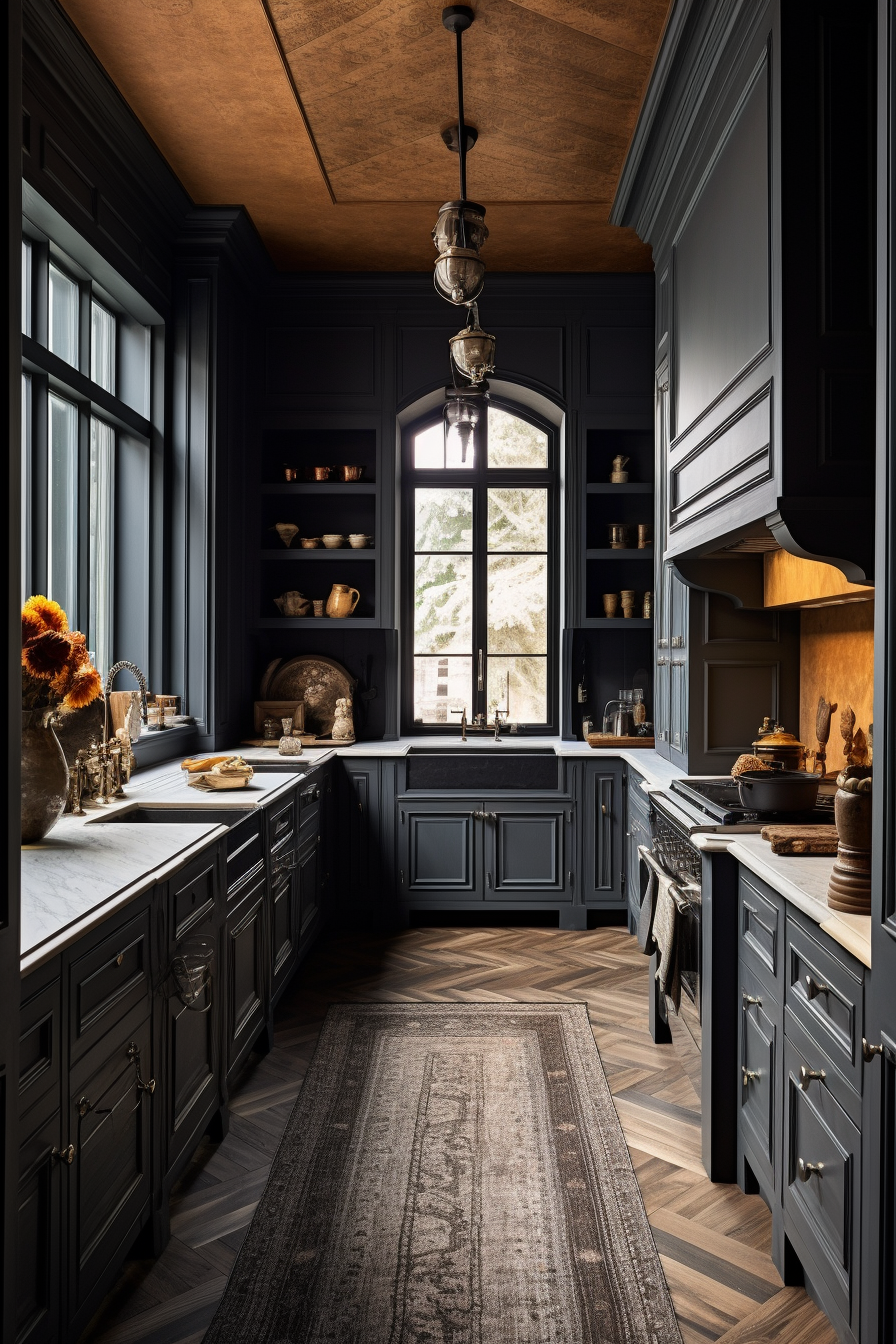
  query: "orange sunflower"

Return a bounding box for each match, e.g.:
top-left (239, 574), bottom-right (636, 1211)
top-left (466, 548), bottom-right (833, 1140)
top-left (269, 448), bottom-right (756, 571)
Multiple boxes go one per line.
top-left (64, 664), bottom-right (103, 709)
top-left (22, 629), bottom-right (73, 679)
top-left (23, 595), bottom-right (68, 633)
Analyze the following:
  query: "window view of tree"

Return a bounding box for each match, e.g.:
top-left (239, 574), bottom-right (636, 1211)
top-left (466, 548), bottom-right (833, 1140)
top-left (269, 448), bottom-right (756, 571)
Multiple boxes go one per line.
top-left (408, 406), bottom-right (555, 729)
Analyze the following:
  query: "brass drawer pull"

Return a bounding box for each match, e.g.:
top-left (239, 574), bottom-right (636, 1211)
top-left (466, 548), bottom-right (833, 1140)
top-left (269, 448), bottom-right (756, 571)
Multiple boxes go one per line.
top-left (52, 1144), bottom-right (76, 1164)
top-left (863, 1038), bottom-right (883, 1062)
top-left (116, 953), bottom-right (124, 966)
top-left (78, 1096), bottom-right (93, 1116)
top-left (742, 1067), bottom-right (760, 1086)
top-left (804, 974), bottom-right (828, 1001)
top-left (797, 1159), bottom-right (824, 1183)
top-left (799, 1065), bottom-right (826, 1090)
top-left (742, 993), bottom-right (762, 1007)
top-left (128, 1042), bottom-right (156, 1094)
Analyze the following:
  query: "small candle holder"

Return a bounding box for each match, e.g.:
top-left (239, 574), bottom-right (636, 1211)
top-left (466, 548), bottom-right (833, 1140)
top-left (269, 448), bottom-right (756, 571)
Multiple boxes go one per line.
top-left (602, 593), bottom-right (619, 617)
top-left (637, 523), bottom-right (653, 548)
top-left (620, 589), bottom-right (637, 618)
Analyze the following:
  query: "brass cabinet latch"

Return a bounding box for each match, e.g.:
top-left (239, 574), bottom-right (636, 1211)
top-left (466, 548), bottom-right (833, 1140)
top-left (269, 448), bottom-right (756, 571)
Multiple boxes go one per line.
top-left (128, 1041), bottom-right (156, 1094)
top-left (797, 1159), bottom-right (824, 1182)
top-left (798, 1065), bottom-right (826, 1090)
top-left (52, 1144), bottom-right (76, 1165)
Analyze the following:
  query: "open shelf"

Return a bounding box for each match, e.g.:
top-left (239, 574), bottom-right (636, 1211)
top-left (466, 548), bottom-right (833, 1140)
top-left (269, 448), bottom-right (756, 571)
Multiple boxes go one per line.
top-left (582, 617), bottom-right (654, 629)
top-left (586, 548), bottom-right (653, 561)
top-left (586, 482), bottom-right (653, 494)
top-left (262, 482), bottom-right (376, 495)
top-left (257, 617), bottom-right (380, 629)
top-left (261, 548), bottom-right (375, 559)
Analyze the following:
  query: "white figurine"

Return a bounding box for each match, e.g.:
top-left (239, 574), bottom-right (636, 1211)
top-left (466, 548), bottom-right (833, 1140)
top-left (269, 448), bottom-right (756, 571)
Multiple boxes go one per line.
top-left (331, 697), bottom-right (355, 741)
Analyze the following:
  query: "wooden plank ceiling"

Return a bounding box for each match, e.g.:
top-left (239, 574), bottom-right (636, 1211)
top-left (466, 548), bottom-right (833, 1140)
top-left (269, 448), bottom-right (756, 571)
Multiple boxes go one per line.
top-left (58, 0), bottom-right (669, 271)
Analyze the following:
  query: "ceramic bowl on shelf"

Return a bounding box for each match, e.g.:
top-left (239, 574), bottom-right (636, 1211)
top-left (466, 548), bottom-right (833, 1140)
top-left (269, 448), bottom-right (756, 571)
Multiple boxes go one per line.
top-left (322, 534), bottom-right (345, 549)
top-left (304, 466), bottom-right (332, 481)
top-left (348, 534), bottom-right (373, 549)
top-left (334, 465), bottom-right (364, 481)
top-left (300, 537), bottom-right (321, 548)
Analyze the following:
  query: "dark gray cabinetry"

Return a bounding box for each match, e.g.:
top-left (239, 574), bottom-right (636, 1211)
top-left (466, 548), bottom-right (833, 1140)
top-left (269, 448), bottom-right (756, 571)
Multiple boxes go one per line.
top-left (268, 789), bottom-right (299, 1007)
top-left (654, 562), bottom-right (688, 762)
top-left (336, 760), bottom-right (382, 918)
top-left (487, 802), bottom-right (573, 900)
top-left (624, 771), bottom-right (652, 931)
top-left (582, 761), bottom-right (625, 907)
top-left (399, 801), bottom-right (477, 900)
top-left (736, 865), bottom-right (866, 1343)
top-left (224, 871), bottom-right (267, 1087)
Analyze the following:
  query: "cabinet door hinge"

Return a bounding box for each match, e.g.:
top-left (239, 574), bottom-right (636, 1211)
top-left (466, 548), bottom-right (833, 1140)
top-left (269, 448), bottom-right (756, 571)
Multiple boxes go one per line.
top-left (568, 870), bottom-right (574, 888)
top-left (567, 809), bottom-right (573, 824)
top-left (400, 809), bottom-right (405, 824)
top-left (620, 872), bottom-right (626, 892)
top-left (400, 869), bottom-right (404, 885)
top-left (486, 872), bottom-right (492, 889)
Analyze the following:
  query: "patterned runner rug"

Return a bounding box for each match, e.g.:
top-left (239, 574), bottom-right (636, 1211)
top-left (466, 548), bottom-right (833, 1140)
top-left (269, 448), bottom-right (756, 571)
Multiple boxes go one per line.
top-left (204, 1002), bottom-right (681, 1343)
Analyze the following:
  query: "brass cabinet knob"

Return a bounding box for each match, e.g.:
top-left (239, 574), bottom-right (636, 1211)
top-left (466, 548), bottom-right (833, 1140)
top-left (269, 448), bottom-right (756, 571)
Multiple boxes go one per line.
top-left (742, 993), bottom-right (762, 1007)
top-left (742, 1067), bottom-right (760, 1086)
top-left (863, 1038), bottom-right (883, 1062)
top-left (797, 1158), bottom-right (824, 1183)
top-left (52, 1144), bottom-right (76, 1165)
top-left (78, 1096), bottom-right (93, 1116)
top-left (798, 1065), bottom-right (826, 1090)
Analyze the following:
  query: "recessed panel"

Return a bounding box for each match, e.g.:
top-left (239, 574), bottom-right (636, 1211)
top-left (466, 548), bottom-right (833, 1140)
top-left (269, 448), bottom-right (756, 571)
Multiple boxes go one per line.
top-left (495, 816), bottom-right (560, 888)
top-left (409, 816), bottom-right (474, 890)
top-left (704, 660), bottom-right (779, 754)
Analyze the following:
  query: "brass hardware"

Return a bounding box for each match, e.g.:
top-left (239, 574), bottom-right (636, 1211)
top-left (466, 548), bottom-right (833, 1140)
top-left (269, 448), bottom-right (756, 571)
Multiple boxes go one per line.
top-left (863, 1038), bottom-right (883, 1062)
top-left (128, 1042), bottom-right (156, 1094)
top-left (78, 1096), bottom-right (93, 1116)
top-left (116, 953), bottom-right (124, 966)
top-left (742, 1067), bottom-right (760, 1086)
top-left (799, 1065), bottom-right (826, 1090)
top-left (656, 657), bottom-right (669, 666)
top-left (742, 993), bottom-right (762, 1007)
top-left (450, 706), bottom-right (468, 742)
top-left (797, 1158), bottom-right (824, 1183)
top-left (477, 649), bottom-right (484, 692)
top-left (601, 803), bottom-right (608, 815)
top-left (52, 1144), bottom-right (76, 1164)
top-left (804, 974), bottom-right (828, 1001)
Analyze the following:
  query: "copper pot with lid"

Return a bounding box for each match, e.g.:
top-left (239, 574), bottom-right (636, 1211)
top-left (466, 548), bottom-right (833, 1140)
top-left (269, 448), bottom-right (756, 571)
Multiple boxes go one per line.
top-left (751, 718), bottom-right (806, 772)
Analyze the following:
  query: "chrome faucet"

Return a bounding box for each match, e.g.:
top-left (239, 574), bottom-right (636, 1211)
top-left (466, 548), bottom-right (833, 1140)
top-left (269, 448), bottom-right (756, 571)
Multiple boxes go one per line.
top-left (493, 709), bottom-right (507, 741)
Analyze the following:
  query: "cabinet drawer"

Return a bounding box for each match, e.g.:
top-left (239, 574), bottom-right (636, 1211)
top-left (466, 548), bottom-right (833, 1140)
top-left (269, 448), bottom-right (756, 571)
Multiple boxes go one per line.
top-left (171, 853), bottom-right (218, 941)
top-left (739, 960), bottom-right (779, 1193)
top-left (785, 914), bottom-right (863, 1095)
top-left (68, 908), bottom-right (152, 1063)
top-left (784, 1006), bottom-right (861, 1129)
top-left (19, 971), bottom-right (61, 1123)
top-left (738, 870), bottom-right (785, 996)
top-left (225, 812), bottom-right (264, 896)
top-left (783, 1037), bottom-right (859, 1332)
top-left (267, 794), bottom-right (296, 850)
top-left (298, 777), bottom-right (322, 830)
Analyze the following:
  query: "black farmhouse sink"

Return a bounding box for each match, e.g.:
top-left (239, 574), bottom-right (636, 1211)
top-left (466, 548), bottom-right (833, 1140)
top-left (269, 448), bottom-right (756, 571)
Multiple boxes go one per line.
top-left (405, 749), bottom-right (559, 791)
top-left (93, 806), bottom-right (255, 827)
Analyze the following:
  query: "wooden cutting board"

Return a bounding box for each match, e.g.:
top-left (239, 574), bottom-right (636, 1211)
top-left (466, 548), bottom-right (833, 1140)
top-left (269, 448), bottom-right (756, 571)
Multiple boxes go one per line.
top-left (760, 825), bottom-right (839, 855)
top-left (587, 734), bottom-right (656, 748)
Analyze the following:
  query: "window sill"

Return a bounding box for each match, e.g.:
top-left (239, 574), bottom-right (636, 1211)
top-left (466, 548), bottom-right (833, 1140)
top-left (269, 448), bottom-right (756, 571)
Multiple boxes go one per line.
top-left (132, 724), bottom-right (199, 768)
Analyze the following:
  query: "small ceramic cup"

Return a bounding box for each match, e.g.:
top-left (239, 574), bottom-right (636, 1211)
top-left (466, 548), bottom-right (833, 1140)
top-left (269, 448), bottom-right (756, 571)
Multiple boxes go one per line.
top-left (312, 599), bottom-right (325, 617)
top-left (322, 534), bottom-right (345, 549)
top-left (607, 523), bottom-right (631, 549)
top-left (620, 589), bottom-right (637, 618)
top-left (602, 593), bottom-right (619, 617)
top-left (348, 534), bottom-right (371, 549)
top-left (300, 537), bottom-right (321, 549)
top-left (637, 523), bottom-right (653, 548)
top-left (283, 465), bottom-right (298, 482)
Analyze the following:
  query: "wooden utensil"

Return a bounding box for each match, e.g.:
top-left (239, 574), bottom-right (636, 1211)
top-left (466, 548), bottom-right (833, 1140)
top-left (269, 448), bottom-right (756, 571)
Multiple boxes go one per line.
top-left (815, 696), bottom-right (837, 777)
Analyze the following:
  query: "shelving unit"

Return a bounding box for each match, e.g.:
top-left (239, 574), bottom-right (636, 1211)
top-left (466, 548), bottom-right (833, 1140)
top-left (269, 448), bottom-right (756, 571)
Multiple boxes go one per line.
top-left (260, 548), bottom-right (375, 560)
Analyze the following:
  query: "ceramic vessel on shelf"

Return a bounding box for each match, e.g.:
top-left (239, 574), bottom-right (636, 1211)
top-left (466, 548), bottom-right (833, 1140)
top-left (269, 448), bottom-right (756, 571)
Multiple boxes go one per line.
top-left (610, 454), bottom-right (630, 483)
top-left (828, 766), bottom-right (872, 914)
top-left (312, 599), bottom-right (325, 617)
top-left (300, 537), bottom-right (321, 549)
top-left (602, 593), bottom-right (619, 617)
top-left (620, 589), bottom-right (636, 618)
top-left (273, 590), bottom-right (311, 617)
top-left (322, 534), bottom-right (345, 549)
top-left (304, 466), bottom-right (331, 481)
top-left (263, 714), bottom-right (280, 741)
top-left (751, 721), bottom-right (806, 771)
top-left (272, 522), bottom-right (300, 548)
top-left (278, 717), bottom-right (303, 756)
top-left (349, 534), bottom-right (373, 549)
top-left (642, 590), bottom-right (653, 618)
top-left (637, 523), bottom-right (653, 548)
top-left (21, 709), bottom-right (70, 844)
top-left (607, 524), bottom-right (632, 549)
top-left (283, 465), bottom-right (298, 482)
top-left (334, 465), bottom-right (364, 481)
top-left (326, 584), bottom-right (360, 618)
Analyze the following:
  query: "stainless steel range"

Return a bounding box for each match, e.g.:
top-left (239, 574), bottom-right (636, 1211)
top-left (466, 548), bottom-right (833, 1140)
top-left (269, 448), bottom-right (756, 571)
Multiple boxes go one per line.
top-left (640, 775), bottom-right (836, 1183)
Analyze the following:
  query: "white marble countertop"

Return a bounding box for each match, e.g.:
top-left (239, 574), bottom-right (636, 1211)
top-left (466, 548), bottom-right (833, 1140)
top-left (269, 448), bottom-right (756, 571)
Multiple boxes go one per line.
top-left (728, 834), bottom-right (872, 969)
top-left (20, 765), bottom-right (308, 972)
top-left (223, 739), bottom-right (684, 791)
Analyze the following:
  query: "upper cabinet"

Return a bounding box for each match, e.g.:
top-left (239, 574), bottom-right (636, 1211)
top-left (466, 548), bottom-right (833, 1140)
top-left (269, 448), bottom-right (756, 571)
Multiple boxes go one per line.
top-left (612, 0), bottom-right (877, 582)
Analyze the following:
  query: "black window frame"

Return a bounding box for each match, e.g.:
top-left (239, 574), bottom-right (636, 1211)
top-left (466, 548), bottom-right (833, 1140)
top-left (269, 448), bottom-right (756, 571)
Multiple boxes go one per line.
top-left (401, 395), bottom-right (560, 736)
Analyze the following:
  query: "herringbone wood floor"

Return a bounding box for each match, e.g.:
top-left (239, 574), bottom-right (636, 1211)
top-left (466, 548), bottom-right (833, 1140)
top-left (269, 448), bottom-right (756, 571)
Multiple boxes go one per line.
top-left (80, 926), bottom-right (837, 1344)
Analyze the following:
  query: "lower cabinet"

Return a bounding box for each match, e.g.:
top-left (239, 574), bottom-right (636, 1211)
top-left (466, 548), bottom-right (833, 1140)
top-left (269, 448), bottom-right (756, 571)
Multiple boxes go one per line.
top-left (336, 759), bottom-right (382, 915)
top-left (624, 772), bottom-right (652, 930)
top-left (224, 871), bottom-right (267, 1086)
top-left (270, 862), bottom-right (299, 1007)
top-left (735, 865), bottom-right (866, 1344)
top-left (582, 761), bottom-right (625, 906)
top-left (16, 1106), bottom-right (63, 1344)
top-left (397, 798), bottom-right (574, 906)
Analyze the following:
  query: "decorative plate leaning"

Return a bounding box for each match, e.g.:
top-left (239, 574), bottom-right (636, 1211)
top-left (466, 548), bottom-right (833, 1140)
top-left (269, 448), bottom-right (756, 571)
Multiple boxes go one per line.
top-left (260, 655), bottom-right (357, 740)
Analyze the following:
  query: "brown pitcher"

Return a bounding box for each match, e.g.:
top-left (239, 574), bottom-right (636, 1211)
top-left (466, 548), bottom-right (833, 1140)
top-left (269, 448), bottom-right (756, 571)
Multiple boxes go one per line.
top-left (326, 583), bottom-right (360, 618)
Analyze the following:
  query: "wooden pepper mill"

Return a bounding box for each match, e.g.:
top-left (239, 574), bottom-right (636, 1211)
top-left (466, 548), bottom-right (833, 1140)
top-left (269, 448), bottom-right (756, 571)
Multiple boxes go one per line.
top-left (827, 766), bottom-right (872, 915)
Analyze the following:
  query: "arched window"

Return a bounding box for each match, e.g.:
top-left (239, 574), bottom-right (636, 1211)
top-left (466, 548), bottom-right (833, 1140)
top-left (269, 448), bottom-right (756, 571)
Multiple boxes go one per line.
top-left (402, 399), bottom-right (558, 734)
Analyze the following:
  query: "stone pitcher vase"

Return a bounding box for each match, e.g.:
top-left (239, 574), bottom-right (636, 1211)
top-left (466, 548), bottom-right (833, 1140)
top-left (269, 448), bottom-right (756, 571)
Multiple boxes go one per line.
top-left (21, 709), bottom-right (70, 845)
top-left (827, 766), bottom-right (873, 915)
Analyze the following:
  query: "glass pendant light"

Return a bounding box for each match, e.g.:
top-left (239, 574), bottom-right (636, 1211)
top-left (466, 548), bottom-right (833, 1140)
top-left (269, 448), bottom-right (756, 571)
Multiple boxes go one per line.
top-left (433, 6), bottom-right (487, 306)
top-left (449, 302), bottom-right (496, 384)
top-left (444, 381), bottom-right (488, 466)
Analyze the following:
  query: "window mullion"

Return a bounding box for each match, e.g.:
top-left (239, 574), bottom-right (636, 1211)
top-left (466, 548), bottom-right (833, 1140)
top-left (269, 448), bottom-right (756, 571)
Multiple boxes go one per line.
top-left (472, 438), bottom-right (489, 719)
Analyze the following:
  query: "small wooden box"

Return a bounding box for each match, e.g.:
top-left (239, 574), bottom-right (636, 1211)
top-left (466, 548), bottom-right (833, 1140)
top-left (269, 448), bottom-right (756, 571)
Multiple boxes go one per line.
top-left (253, 700), bottom-right (305, 734)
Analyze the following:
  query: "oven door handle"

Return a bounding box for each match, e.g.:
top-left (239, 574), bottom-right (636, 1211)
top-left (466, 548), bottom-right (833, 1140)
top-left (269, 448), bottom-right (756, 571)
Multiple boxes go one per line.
top-left (638, 845), bottom-right (671, 884)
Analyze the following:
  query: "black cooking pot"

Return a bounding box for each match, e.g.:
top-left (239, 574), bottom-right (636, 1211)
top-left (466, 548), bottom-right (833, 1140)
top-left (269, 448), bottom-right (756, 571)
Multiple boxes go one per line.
top-left (736, 771), bottom-right (821, 813)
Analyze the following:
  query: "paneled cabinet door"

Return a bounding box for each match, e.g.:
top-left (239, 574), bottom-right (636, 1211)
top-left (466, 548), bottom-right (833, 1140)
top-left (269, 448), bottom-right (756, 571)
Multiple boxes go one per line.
top-left (225, 872), bottom-right (267, 1084)
top-left (16, 1110), bottom-right (62, 1344)
top-left (583, 764), bottom-right (625, 904)
top-left (668, 566), bottom-right (689, 763)
top-left (654, 560), bottom-right (672, 755)
top-left (398, 801), bottom-right (480, 901)
top-left (337, 761), bottom-right (381, 911)
top-left (485, 802), bottom-right (573, 901)
top-left (297, 834), bottom-right (321, 943)
top-left (270, 863), bottom-right (299, 1007)
top-left (163, 915), bottom-right (220, 1177)
top-left (68, 1018), bottom-right (153, 1320)
top-left (738, 962), bottom-right (778, 1196)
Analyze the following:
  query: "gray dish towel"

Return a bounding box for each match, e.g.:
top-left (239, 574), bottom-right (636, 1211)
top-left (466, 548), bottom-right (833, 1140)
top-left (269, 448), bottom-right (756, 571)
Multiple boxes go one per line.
top-left (636, 846), bottom-right (686, 1013)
